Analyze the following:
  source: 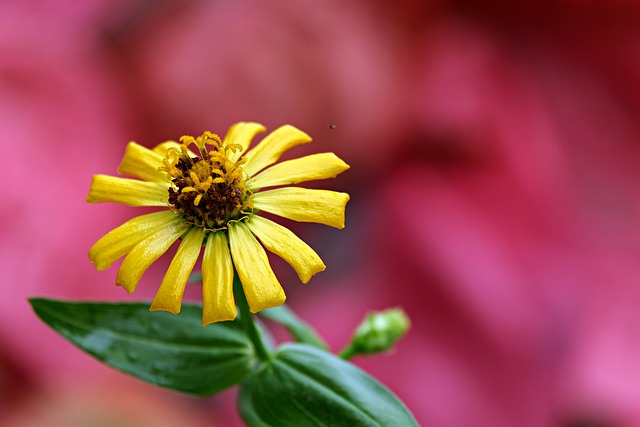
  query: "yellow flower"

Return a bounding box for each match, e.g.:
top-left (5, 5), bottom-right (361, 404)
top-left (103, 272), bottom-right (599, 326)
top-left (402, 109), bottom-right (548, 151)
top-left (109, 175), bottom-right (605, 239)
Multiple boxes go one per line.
top-left (87, 123), bottom-right (350, 325)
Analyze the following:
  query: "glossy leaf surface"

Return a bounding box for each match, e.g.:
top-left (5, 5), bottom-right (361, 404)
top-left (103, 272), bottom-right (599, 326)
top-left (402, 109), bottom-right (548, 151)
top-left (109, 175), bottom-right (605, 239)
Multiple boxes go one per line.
top-left (30, 298), bottom-right (255, 396)
top-left (240, 343), bottom-right (418, 426)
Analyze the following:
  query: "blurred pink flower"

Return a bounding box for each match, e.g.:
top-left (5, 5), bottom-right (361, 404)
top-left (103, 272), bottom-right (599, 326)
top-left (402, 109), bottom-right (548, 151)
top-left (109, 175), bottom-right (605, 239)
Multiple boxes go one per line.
top-left (340, 4), bottom-right (640, 426)
top-left (284, 3), bottom-right (640, 426)
top-left (0, 0), bottom-right (148, 395)
top-left (114, 0), bottom-right (403, 168)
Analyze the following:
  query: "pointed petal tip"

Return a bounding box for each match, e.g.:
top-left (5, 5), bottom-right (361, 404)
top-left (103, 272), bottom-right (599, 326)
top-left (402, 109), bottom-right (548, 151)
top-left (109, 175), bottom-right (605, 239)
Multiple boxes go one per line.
top-left (92, 262), bottom-right (109, 272)
top-left (86, 175), bottom-right (102, 204)
top-left (115, 142), bottom-right (141, 173)
top-left (249, 292), bottom-right (286, 314)
top-left (87, 251), bottom-right (98, 266)
top-left (202, 310), bottom-right (238, 326)
top-left (299, 266), bottom-right (326, 284)
top-left (115, 279), bottom-right (137, 294)
top-left (149, 300), bottom-right (181, 315)
top-left (280, 124), bottom-right (312, 141)
top-left (88, 247), bottom-right (109, 271)
top-left (330, 152), bottom-right (350, 170)
top-left (337, 192), bottom-right (351, 229)
top-left (236, 121), bottom-right (266, 130)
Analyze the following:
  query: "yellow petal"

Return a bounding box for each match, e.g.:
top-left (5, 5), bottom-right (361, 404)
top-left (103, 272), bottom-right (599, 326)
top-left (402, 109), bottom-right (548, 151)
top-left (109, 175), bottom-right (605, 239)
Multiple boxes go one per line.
top-left (89, 211), bottom-right (181, 270)
top-left (252, 188), bottom-right (350, 229)
top-left (151, 227), bottom-right (206, 314)
top-left (86, 175), bottom-right (168, 206)
top-left (201, 232), bottom-right (237, 325)
top-left (247, 152), bottom-right (350, 190)
top-left (246, 216), bottom-right (325, 283)
top-left (242, 125), bottom-right (312, 177)
top-left (228, 222), bottom-right (286, 313)
top-left (117, 142), bottom-right (167, 183)
top-left (116, 221), bottom-right (188, 293)
top-left (224, 122), bottom-right (266, 163)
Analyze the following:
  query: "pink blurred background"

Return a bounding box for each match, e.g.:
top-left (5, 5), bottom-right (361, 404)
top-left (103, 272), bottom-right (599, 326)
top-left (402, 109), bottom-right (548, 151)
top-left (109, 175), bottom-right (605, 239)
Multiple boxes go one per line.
top-left (3, 0), bottom-right (640, 426)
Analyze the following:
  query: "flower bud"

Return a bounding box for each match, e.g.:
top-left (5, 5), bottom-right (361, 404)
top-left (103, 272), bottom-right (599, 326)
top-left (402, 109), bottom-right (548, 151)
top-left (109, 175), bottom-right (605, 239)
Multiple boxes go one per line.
top-left (341, 308), bottom-right (410, 359)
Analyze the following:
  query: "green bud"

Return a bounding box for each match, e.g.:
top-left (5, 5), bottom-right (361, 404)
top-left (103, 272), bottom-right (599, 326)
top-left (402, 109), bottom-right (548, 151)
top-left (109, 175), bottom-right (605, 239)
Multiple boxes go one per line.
top-left (340, 308), bottom-right (410, 359)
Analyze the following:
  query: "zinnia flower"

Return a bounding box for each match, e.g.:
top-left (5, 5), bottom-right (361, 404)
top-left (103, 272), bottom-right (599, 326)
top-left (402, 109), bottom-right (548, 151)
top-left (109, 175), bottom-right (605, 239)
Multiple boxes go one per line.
top-left (87, 123), bottom-right (350, 325)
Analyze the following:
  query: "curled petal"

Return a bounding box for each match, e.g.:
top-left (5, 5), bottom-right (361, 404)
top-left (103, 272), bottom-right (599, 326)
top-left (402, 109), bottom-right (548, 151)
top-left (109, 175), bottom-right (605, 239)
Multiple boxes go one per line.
top-left (151, 227), bottom-right (206, 314)
top-left (242, 125), bottom-right (312, 177)
top-left (253, 187), bottom-right (350, 229)
top-left (89, 211), bottom-right (181, 270)
top-left (116, 221), bottom-right (188, 293)
top-left (223, 122), bottom-right (266, 163)
top-left (87, 175), bottom-right (168, 206)
top-left (246, 215), bottom-right (325, 283)
top-left (228, 222), bottom-right (286, 313)
top-left (117, 142), bottom-right (166, 183)
top-left (247, 152), bottom-right (350, 190)
top-left (201, 232), bottom-right (237, 325)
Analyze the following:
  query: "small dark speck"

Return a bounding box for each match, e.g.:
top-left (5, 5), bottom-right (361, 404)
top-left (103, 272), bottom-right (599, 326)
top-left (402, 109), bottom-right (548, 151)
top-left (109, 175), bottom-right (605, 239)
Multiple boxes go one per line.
top-left (328, 124), bottom-right (337, 130)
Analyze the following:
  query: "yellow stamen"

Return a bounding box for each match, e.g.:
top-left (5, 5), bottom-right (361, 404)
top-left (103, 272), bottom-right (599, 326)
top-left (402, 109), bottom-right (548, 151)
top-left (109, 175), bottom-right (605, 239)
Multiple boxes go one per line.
top-left (200, 176), bottom-right (213, 192)
top-left (189, 171), bottom-right (201, 186)
top-left (225, 142), bottom-right (243, 153)
top-left (163, 131), bottom-right (255, 231)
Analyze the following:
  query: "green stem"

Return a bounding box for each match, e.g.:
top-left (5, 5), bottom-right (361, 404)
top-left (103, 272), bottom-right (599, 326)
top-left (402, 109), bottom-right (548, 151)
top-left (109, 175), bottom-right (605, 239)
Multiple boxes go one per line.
top-left (338, 345), bottom-right (357, 360)
top-left (233, 273), bottom-right (271, 362)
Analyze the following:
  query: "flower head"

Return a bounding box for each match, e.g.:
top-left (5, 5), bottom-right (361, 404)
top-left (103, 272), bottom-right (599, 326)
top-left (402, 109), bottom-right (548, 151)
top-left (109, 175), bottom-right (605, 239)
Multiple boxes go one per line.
top-left (87, 123), bottom-right (350, 325)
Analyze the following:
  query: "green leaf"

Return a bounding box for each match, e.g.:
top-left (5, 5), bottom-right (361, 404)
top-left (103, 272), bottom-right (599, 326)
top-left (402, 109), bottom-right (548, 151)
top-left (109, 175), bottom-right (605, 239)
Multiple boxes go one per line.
top-left (238, 382), bottom-right (274, 427)
top-left (30, 298), bottom-right (255, 396)
top-left (239, 343), bottom-right (418, 427)
top-left (259, 305), bottom-right (328, 350)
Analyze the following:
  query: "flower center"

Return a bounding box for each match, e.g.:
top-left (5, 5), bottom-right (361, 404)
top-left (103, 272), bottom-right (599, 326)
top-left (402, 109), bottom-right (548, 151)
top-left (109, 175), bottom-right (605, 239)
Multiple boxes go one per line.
top-left (161, 131), bottom-right (253, 230)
